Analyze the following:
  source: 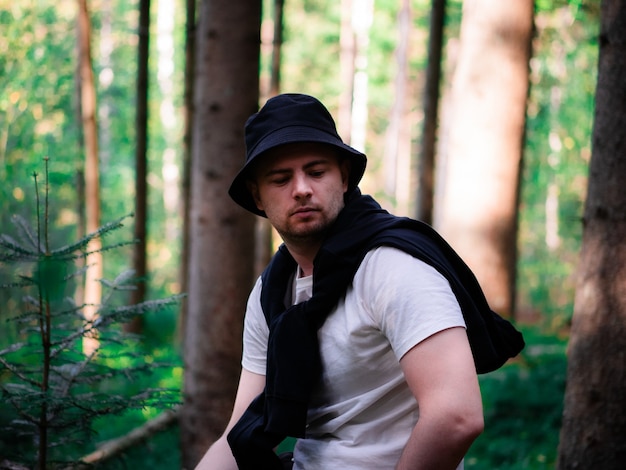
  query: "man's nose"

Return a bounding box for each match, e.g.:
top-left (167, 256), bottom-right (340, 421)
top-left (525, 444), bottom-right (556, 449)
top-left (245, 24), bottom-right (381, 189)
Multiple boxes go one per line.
top-left (292, 173), bottom-right (312, 198)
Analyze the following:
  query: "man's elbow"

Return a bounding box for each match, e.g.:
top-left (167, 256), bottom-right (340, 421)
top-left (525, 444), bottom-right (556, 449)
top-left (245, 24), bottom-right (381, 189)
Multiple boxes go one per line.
top-left (454, 407), bottom-right (484, 445)
top-left (430, 400), bottom-right (484, 448)
top-left (466, 410), bottom-right (484, 440)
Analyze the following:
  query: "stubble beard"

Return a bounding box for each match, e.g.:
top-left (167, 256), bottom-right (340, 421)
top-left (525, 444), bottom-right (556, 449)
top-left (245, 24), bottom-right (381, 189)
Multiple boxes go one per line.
top-left (278, 217), bottom-right (332, 249)
top-left (273, 192), bottom-right (346, 251)
top-left (278, 200), bottom-right (345, 252)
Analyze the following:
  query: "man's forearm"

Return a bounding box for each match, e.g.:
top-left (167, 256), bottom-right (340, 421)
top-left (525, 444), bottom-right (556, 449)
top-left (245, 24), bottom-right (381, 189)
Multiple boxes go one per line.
top-left (395, 413), bottom-right (483, 470)
top-left (195, 436), bottom-right (238, 470)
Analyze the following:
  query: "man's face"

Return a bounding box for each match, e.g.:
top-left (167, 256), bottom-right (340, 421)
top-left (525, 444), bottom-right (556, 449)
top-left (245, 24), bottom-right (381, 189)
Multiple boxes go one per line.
top-left (248, 142), bottom-right (350, 246)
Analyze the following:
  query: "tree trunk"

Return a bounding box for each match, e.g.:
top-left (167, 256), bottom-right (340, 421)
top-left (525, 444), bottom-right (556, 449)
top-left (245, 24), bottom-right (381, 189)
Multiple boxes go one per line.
top-left (416, 0), bottom-right (446, 224)
top-left (383, 0), bottom-right (411, 215)
top-left (557, 2), bottom-right (626, 467)
top-left (78, 408), bottom-right (179, 466)
top-left (268, 0), bottom-right (284, 98)
top-left (77, 0), bottom-right (102, 356)
top-left (255, 0), bottom-right (285, 279)
top-left (157, 0), bottom-right (181, 247)
top-left (180, 0), bottom-right (260, 467)
top-left (338, 0), bottom-right (355, 143)
top-left (350, 0), bottom-right (373, 153)
top-left (435, 0), bottom-right (533, 317)
top-left (127, 0), bottom-right (151, 334)
top-left (178, 0), bottom-right (197, 344)
top-left (74, 169), bottom-right (85, 308)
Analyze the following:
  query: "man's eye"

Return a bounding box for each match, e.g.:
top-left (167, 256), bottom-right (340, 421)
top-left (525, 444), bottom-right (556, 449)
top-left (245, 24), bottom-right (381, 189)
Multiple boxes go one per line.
top-left (271, 177), bottom-right (289, 185)
top-left (310, 170), bottom-right (325, 177)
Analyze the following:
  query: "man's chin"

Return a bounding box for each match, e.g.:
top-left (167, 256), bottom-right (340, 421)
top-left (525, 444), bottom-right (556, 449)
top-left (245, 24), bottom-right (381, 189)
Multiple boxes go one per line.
top-left (283, 224), bottom-right (328, 242)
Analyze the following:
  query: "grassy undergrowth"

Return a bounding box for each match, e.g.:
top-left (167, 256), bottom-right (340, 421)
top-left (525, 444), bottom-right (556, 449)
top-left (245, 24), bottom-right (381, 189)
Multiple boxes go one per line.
top-left (467, 325), bottom-right (567, 469)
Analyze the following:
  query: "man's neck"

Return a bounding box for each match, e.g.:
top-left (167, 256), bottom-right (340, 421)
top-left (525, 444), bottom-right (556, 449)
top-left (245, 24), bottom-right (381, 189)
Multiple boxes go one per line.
top-left (283, 241), bottom-right (319, 278)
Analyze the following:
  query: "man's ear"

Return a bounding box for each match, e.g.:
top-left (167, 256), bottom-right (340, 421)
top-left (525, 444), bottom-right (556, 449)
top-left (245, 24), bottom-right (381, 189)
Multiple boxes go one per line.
top-left (246, 180), bottom-right (264, 211)
top-left (340, 158), bottom-right (351, 192)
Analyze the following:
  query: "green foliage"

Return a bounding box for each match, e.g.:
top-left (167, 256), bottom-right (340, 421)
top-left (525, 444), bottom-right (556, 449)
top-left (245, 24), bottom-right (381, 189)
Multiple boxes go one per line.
top-left (0, 2), bottom-right (80, 199)
top-left (0, 0), bottom-right (185, 300)
top-left (467, 326), bottom-right (567, 469)
top-left (92, 423), bottom-right (181, 470)
top-left (0, 164), bottom-right (182, 469)
top-left (517, 3), bottom-right (598, 328)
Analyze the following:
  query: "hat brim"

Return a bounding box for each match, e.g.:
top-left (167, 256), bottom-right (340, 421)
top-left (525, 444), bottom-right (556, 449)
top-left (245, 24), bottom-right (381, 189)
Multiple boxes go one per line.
top-left (229, 126), bottom-right (366, 217)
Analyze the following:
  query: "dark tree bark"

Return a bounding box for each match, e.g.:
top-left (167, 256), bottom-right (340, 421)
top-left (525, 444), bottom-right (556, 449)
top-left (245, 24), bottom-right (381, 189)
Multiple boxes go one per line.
top-left (557, 2), bottom-right (626, 468)
top-left (416, 0), bottom-right (445, 224)
top-left (268, 0), bottom-right (284, 98)
top-left (127, 0), bottom-right (151, 334)
top-left (180, 0), bottom-right (260, 467)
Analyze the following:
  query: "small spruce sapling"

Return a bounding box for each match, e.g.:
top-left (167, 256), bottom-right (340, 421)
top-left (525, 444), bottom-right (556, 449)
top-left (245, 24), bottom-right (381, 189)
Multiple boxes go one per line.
top-left (0, 160), bottom-right (183, 469)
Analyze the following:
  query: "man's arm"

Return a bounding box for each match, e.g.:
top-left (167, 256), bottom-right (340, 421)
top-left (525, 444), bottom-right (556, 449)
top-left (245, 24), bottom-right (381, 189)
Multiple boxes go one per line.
top-left (396, 326), bottom-right (484, 470)
top-left (194, 368), bottom-right (266, 470)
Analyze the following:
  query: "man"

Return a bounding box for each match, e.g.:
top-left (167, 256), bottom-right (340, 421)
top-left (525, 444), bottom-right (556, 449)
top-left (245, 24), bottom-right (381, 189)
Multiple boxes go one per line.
top-left (196, 93), bottom-right (485, 470)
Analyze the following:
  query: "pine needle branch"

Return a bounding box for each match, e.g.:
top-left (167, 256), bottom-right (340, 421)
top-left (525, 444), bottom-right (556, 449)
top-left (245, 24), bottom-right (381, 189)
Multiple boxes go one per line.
top-left (1, 161), bottom-right (182, 467)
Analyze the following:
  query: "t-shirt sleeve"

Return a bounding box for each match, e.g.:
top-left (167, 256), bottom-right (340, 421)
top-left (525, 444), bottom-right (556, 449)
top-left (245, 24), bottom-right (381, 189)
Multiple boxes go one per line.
top-left (354, 246), bottom-right (466, 360)
top-left (241, 277), bottom-right (269, 375)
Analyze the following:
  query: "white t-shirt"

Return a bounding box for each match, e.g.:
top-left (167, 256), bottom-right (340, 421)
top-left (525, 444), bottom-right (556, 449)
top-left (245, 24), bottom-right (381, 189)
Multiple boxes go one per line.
top-left (242, 246), bottom-right (466, 469)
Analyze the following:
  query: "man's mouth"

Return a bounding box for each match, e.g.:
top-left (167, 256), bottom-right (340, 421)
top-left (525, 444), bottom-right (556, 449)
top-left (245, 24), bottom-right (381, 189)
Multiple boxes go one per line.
top-left (292, 207), bottom-right (317, 217)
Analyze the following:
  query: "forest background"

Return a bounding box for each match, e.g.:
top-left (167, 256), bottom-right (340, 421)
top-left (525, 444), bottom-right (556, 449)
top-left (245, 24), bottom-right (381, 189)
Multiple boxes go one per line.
top-left (0, 0), bottom-right (602, 469)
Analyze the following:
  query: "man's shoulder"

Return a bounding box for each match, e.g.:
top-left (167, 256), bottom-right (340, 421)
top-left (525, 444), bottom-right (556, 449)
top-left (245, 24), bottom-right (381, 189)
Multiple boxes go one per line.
top-left (355, 245), bottom-right (445, 290)
top-left (361, 245), bottom-right (435, 271)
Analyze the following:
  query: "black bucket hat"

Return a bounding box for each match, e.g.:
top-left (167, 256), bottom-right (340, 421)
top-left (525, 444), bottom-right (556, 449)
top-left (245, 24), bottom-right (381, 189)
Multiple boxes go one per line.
top-left (228, 93), bottom-right (367, 216)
